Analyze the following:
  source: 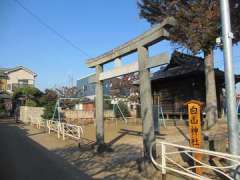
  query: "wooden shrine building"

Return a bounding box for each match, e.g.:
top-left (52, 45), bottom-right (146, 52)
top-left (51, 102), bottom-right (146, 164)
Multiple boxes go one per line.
top-left (151, 51), bottom-right (240, 119)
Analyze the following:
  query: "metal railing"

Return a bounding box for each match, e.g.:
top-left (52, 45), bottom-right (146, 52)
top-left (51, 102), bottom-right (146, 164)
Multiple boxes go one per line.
top-left (11, 83), bottom-right (33, 91)
top-left (30, 117), bottom-right (38, 126)
top-left (47, 120), bottom-right (62, 138)
top-left (29, 117), bottom-right (43, 128)
top-left (37, 119), bottom-right (45, 129)
top-left (150, 141), bottom-right (240, 180)
top-left (46, 120), bottom-right (83, 140)
top-left (29, 118), bottom-right (84, 141)
top-left (62, 123), bottom-right (83, 140)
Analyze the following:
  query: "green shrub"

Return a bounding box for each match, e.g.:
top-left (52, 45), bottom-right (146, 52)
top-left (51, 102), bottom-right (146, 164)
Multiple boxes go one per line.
top-left (41, 89), bottom-right (58, 120)
top-left (25, 99), bottom-right (37, 107)
top-left (13, 86), bottom-right (43, 107)
top-left (0, 102), bottom-right (5, 117)
top-left (104, 99), bottom-right (113, 110)
top-left (42, 102), bottom-right (56, 119)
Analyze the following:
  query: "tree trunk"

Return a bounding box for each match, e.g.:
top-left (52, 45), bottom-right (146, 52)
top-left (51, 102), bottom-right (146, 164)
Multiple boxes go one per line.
top-left (204, 49), bottom-right (218, 129)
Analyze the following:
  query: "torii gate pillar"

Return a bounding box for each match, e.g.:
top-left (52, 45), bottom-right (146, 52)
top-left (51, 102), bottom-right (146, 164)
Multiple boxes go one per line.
top-left (138, 46), bottom-right (156, 159)
top-left (95, 64), bottom-right (104, 145)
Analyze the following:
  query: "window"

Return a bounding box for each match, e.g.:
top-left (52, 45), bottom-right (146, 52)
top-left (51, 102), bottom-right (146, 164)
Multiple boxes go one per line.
top-left (7, 84), bottom-right (12, 91)
top-left (18, 79), bottom-right (28, 85)
top-left (83, 85), bottom-right (87, 91)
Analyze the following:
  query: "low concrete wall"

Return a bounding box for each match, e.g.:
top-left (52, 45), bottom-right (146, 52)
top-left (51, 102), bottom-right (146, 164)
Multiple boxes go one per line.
top-left (20, 106), bottom-right (44, 123)
top-left (63, 110), bottom-right (116, 119)
top-left (63, 110), bottom-right (94, 119)
top-left (63, 110), bottom-right (94, 125)
top-left (63, 109), bottom-right (116, 125)
top-left (104, 110), bottom-right (115, 118)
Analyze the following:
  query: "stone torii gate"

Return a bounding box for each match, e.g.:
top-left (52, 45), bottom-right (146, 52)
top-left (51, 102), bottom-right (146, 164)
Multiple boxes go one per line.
top-left (86, 17), bottom-right (175, 160)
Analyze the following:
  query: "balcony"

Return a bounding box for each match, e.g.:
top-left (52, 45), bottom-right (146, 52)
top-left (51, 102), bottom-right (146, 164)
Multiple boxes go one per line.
top-left (8, 83), bottom-right (34, 92)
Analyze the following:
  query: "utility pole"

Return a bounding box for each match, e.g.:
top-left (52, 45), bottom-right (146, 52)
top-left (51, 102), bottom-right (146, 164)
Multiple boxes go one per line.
top-left (220, 0), bottom-right (239, 155)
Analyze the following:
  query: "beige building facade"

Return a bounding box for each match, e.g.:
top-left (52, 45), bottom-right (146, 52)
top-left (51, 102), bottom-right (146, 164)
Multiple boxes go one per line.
top-left (0, 66), bottom-right (37, 93)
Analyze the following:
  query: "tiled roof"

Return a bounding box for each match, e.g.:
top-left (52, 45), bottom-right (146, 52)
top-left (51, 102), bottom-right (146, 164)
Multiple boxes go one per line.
top-left (152, 51), bottom-right (223, 81)
top-left (0, 68), bottom-right (9, 78)
top-left (0, 66), bottom-right (37, 77)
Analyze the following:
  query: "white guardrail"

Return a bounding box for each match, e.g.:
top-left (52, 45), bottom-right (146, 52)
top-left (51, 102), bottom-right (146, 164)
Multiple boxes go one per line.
top-left (150, 141), bottom-right (240, 180)
top-left (47, 120), bottom-right (62, 138)
top-left (47, 120), bottom-right (83, 140)
top-left (62, 123), bottom-right (84, 140)
top-left (30, 117), bottom-right (45, 129)
top-left (30, 119), bottom-right (84, 141)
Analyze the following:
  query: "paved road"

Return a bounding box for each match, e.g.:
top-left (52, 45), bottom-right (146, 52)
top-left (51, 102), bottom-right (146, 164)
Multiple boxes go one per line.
top-left (0, 119), bottom-right (91, 180)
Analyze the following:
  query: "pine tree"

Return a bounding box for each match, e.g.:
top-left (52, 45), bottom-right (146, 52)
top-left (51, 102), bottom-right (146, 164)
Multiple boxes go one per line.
top-left (138, 0), bottom-right (240, 129)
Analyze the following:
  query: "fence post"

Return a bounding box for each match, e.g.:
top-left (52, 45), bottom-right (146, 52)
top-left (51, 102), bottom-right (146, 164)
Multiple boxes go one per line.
top-left (48, 121), bottom-right (51, 134)
top-left (77, 126), bottom-right (81, 139)
top-left (62, 123), bottom-right (65, 140)
top-left (180, 112), bottom-right (183, 121)
top-left (57, 122), bottom-right (60, 139)
top-left (161, 143), bottom-right (166, 180)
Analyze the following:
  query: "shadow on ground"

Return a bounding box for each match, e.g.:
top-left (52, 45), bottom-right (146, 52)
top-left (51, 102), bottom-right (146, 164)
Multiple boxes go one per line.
top-left (53, 143), bottom-right (145, 179)
top-left (0, 119), bottom-right (91, 180)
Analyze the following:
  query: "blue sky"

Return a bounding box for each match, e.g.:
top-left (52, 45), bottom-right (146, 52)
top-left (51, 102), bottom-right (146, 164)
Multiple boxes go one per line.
top-left (0, 0), bottom-right (240, 91)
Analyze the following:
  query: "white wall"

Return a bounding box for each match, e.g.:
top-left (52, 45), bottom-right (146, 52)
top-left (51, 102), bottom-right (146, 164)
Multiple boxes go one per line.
top-left (20, 106), bottom-right (44, 123)
top-left (7, 69), bottom-right (35, 85)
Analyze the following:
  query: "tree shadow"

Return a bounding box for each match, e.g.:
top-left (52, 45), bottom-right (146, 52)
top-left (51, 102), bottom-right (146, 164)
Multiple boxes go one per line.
top-left (118, 128), bottom-right (166, 141)
top-left (53, 142), bottom-right (145, 179)
top-left (175, 126), bottom-right (190, 142)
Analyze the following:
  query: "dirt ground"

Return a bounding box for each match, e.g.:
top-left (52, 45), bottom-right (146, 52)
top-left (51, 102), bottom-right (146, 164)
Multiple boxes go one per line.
top-left (0, 119), bottom-right (90, 180)
top-left (16, 119), bottom-right (194, 179)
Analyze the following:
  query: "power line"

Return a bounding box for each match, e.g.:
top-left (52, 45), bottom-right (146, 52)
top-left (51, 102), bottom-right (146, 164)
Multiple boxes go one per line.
top-left (13, 0), bottom-right (91, 58)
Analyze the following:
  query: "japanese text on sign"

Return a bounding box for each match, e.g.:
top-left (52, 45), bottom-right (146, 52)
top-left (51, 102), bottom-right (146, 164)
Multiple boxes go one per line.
top-left (188, 102), bottom-right (202, 148)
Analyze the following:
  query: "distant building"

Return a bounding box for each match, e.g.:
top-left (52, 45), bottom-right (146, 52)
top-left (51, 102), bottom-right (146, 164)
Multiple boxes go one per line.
top-left (0, 66), bottom-right (37, 93)
top-left (76, 72), bottom-right (139, 100)
top-left (76, 74), bottom-right (112, 99)
top-left (75, 98), bottom-right (95, 111)
top-left (76, 74), bottom-right (97, 100)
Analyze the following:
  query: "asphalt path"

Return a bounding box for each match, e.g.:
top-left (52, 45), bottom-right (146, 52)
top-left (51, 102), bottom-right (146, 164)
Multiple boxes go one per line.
top-left (0, 119), bottom-right (91, 180)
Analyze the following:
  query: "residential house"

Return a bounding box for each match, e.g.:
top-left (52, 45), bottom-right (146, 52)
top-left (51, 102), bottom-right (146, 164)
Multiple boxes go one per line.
top-left (0, 66), bottom-right (37, 93)
top-left (0, 70), bottom-right (8, 92)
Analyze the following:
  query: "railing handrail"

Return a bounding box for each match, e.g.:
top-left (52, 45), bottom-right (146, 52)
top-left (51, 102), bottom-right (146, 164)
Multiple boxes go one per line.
top-left (155, 140), bottom-right (240, 159)
top-left (46, 120), bottom-right (83, 140)
top-left (150, 140), bottom-right (240, 180)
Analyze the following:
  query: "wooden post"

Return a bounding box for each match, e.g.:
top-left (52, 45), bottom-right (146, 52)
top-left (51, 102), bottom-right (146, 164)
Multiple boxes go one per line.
top-left (138, 46), bottom-right (156, 159)
top-left (185, 100), bottom-right (203, 175)
top-left (95, 64), bottom-right (104, 145)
